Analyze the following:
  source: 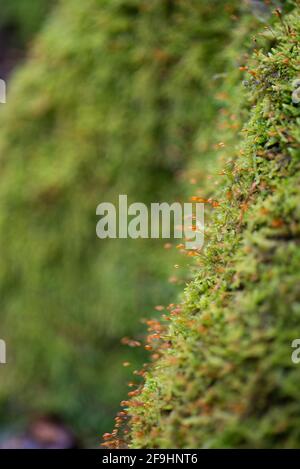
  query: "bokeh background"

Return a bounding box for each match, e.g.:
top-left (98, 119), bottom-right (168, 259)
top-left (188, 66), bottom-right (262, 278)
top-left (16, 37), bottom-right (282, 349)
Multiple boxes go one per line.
top-left (0, 0), bottom-right (286, 448)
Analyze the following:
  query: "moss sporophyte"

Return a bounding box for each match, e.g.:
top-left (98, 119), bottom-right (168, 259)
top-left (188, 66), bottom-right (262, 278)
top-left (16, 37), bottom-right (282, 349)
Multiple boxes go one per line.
top-left (104, 4), bottom-right (300, 449)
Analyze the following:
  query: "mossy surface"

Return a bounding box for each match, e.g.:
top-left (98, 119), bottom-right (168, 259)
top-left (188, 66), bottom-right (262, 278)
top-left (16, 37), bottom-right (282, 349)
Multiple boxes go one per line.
top-left (0, 0), bottom-right (243, 443)
top-left (112, 5), bottom-right (300, 449)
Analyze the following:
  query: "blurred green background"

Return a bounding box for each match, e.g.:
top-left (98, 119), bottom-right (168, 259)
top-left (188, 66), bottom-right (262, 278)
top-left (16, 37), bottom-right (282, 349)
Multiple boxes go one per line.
top-left (0, 0), bottom-right (245, 446)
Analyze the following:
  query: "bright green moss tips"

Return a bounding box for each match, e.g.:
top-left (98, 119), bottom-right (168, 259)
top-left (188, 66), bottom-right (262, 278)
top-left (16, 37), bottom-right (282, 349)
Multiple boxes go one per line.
top-left (121, 6), bottom-right (300, 449)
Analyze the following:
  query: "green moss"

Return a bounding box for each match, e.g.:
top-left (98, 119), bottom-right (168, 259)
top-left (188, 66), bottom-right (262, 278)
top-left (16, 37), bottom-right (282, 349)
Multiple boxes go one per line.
top-left (0, 0), bottom-right (243, 443)
top-left (0, 0), bottom-right (54, 45)
top-left (120, 6), bottom-right (300, 449)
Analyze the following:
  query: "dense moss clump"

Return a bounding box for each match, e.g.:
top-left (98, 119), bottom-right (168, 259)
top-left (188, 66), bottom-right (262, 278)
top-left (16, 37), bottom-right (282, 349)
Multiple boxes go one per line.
top-left (111, 4), bottom-right (300, 449)
top-left (0, 0), bottom-right (242, 442)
